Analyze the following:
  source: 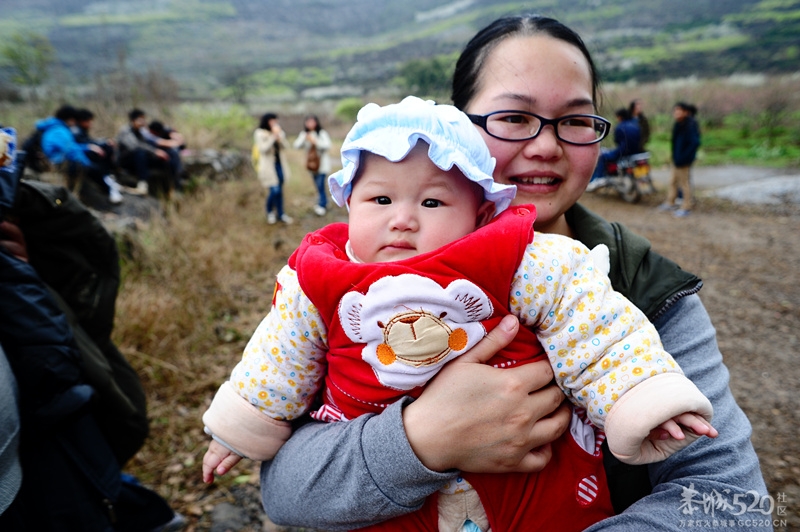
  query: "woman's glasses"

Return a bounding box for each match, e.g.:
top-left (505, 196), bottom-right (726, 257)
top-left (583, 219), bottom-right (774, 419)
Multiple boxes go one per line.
top-left (468, 111), bottom-right (611, 145)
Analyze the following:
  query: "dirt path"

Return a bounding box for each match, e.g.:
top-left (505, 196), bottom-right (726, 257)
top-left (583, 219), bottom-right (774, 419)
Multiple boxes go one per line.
top-left (580, 184), bottom-right (800, 529)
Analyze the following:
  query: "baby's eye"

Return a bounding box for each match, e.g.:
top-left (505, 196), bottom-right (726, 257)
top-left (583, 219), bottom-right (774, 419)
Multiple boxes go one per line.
top-left (422, 198), bottom-right (442, 208)
top-left (374, 196), bottom-right (391, 205)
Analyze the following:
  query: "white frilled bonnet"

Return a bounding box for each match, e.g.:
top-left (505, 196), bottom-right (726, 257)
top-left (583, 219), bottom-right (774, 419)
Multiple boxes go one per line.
top-left (328, 96), bottom-right (516, 215)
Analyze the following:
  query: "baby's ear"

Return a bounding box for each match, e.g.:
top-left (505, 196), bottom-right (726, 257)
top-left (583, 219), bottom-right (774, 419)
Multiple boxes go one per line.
top-left (475, 200), bottom-right (496, 228)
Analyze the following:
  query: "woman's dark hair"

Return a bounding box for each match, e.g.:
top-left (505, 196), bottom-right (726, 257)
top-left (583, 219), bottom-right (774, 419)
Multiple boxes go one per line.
top-left (259, 113), bottom-right (278, 130)
top-left (451, 15), bottom-right (601, 111)
top-left (304, 114), bottom-right (322, 133)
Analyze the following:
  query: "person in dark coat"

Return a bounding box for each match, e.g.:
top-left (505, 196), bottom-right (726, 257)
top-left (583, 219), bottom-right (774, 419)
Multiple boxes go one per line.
top-left (659, 102), bottom-right (701, 217)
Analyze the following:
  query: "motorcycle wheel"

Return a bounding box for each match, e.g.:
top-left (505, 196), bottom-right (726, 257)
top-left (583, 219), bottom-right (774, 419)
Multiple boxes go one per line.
top-left (618, 174), bottom-right (642, 203)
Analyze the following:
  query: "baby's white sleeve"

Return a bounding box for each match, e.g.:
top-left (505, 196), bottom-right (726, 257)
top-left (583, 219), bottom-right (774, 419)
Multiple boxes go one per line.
top-left (509, 232), bottom-right (680, 427)
top-left (228, 264), bottom-right (329, 420)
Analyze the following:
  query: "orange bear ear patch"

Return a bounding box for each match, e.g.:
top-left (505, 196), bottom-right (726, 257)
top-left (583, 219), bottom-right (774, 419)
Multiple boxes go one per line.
top-left (377, 344), bottom-right (396, 365)
top-left (448, 328), bottom-right (468, 351)
top-left (272, 280), bottom-right (283, 307)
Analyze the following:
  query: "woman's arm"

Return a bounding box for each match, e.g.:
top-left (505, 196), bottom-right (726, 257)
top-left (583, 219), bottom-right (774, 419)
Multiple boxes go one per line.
top-left (316, 130), bottom-right (332, 151)
top-left (255, 128), bottom-right (276, 155)
top-left (261, 315), bottom-right (571, 530)
top-left (292, 131), bottom-right (308, 149)
top-left (586, 295), bottom-right (771, 531)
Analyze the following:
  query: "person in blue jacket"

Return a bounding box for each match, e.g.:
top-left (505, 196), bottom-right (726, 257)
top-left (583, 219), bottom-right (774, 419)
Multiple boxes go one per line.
top-left (588, 108), bottom-right (642, 189)
top-left (659, 102), bottom-right (701, 217)
top-left (36, 104), bottom-right (123, 204)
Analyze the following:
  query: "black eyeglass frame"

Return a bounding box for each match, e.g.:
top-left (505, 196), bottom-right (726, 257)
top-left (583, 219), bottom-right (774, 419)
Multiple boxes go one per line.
top-left (467, 110), bottom-right (611, 145)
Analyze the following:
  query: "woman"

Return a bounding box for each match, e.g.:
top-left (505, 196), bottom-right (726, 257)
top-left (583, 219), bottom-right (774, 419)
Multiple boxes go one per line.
top-left (293, 114), bottom-right (332, 216)
top-left (260, 15), bottom-right (769, 531)
top-left (255, 113), bottom-right (292, 224)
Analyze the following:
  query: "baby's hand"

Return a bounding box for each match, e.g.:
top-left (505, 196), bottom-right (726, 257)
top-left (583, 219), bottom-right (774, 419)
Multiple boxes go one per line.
top-left (649, 412), bottom-right (718, 442)
top-left (202, 439), bottom-right (243, 483)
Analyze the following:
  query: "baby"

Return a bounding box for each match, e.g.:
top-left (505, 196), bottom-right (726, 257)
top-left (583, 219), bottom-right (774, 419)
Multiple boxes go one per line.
top-left (202, 97), bottom-right (716, 531)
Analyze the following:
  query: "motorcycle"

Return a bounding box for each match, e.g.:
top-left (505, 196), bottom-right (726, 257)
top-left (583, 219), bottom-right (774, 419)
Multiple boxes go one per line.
top-left (586, 152), bottom-right (655, 203)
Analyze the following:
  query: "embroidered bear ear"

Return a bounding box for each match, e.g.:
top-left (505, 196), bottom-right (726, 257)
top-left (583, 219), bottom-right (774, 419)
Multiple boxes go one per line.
top-left (339, 291), bottom-right (366, 342)
top-left (376, 343), bottom-right (396, 365)
top-left (441, 278), bottom-right (494, 322)
top-left (448, 328), bottom-right (468, 351)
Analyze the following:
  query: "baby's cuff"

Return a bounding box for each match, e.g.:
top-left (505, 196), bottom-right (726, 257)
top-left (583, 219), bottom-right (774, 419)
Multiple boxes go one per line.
top-left (202, 381), bottom-right (292, 461)
top-left (605, 372), bottom-right (712, 465)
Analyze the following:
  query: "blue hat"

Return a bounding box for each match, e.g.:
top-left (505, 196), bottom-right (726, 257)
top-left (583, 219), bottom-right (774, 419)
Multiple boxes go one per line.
top-left (328, 96), bottom-right (516, 215)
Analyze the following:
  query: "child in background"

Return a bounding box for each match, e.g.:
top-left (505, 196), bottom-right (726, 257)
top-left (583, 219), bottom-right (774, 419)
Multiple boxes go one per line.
top-left (202, 97), bottom-right (716, 531)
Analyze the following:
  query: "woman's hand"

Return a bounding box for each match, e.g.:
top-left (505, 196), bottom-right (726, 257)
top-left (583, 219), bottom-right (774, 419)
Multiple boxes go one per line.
top-left (403, 315), bottom-right (570, 474)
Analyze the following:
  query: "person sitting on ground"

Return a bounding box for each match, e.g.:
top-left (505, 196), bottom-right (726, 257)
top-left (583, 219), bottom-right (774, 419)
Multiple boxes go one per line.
top-left (141, 120), bottom-right (186, 191)
top-left (116, 109), bottom-right (174, 196)
top-left (36, 104), bottom-right (123, 204)
top-left (73, 108), bottom-right (118, 175)
top-left (0, 129), bottom-right (183, 530)
top-left (201, 97), bottom-right (716, 531)
top-left (588, 108), bottom-right (642, 189)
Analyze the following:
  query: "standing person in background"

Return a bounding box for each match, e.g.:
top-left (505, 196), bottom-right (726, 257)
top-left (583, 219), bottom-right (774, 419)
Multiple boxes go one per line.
top-left (629, 98), bottom-right (650, 149)
top-left (255, 113), bottom-right (292, 224)
top-left (293, 115), bottom-right (332, 216)
top-left (259, 14), bottom-right (769, 532)
top-left (659, 102), bottom-right (701, 218)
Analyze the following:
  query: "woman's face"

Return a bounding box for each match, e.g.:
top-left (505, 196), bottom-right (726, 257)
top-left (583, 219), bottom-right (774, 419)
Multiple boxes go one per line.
top-left (305, 117), bottom-right (318, 130)
top-left (464, 34), bottom-right (599, 236)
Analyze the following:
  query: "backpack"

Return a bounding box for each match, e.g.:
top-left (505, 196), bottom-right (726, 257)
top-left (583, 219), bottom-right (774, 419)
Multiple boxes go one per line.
top-left (21, 129), bottom-right (50, 173)
top-left (251, 142), bottom-right (260, 169)
top-left (11, 180), bottom-right (149, 464)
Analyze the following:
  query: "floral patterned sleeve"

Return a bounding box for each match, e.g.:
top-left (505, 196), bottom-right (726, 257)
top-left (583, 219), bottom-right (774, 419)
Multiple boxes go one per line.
top-left (229, 264), bottom-right (328, 420)
top-left (509, 232), bottom-right (680, 427)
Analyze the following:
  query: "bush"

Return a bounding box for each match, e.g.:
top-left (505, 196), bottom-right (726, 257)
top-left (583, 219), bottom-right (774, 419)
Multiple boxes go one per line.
top-left (335, 97), bottom-right (364, 123)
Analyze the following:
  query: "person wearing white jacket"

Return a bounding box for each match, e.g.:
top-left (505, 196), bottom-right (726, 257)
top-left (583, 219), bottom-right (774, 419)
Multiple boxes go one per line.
top-left (294, 115), bottom-right (332, 216)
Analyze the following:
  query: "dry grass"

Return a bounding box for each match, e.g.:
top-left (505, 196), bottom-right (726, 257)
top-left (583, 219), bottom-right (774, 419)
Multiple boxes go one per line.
top-left (114, 154), bottom-right (338, 529)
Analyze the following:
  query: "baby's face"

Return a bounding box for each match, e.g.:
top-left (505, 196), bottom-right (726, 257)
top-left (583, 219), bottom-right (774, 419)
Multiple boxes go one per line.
top-left (348, 143), bottom-right (494, 263)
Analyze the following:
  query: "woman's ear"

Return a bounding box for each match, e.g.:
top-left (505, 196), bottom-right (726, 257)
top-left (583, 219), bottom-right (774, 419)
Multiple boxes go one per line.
top-left (475, 200), bottom-right (496, 228)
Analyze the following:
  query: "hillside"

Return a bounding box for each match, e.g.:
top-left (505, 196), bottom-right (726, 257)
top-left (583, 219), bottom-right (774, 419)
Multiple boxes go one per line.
top-left (0, 0), bottom-right (798, 98)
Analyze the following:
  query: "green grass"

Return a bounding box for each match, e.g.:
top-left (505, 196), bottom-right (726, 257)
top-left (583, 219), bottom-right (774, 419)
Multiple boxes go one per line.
top-left (621, 34), bottom-right (752, 63)
top-left (59, 0), bottom-right (236, 27)
top-left (642, 121), bottom-right (800, 168)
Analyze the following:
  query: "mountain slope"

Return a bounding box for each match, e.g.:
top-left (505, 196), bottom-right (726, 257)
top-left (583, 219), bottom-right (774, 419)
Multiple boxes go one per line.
top-left (0, 0), bottom-right (796, 97)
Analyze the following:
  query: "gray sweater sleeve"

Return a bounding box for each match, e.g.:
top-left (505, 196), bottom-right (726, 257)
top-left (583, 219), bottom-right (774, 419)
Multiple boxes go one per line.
top-left (261, 295), bottom-right (771, 531)
top-left (260, 397), bottom-right (457, 530)
top-left (586, 294), bottom-right (772, 531)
